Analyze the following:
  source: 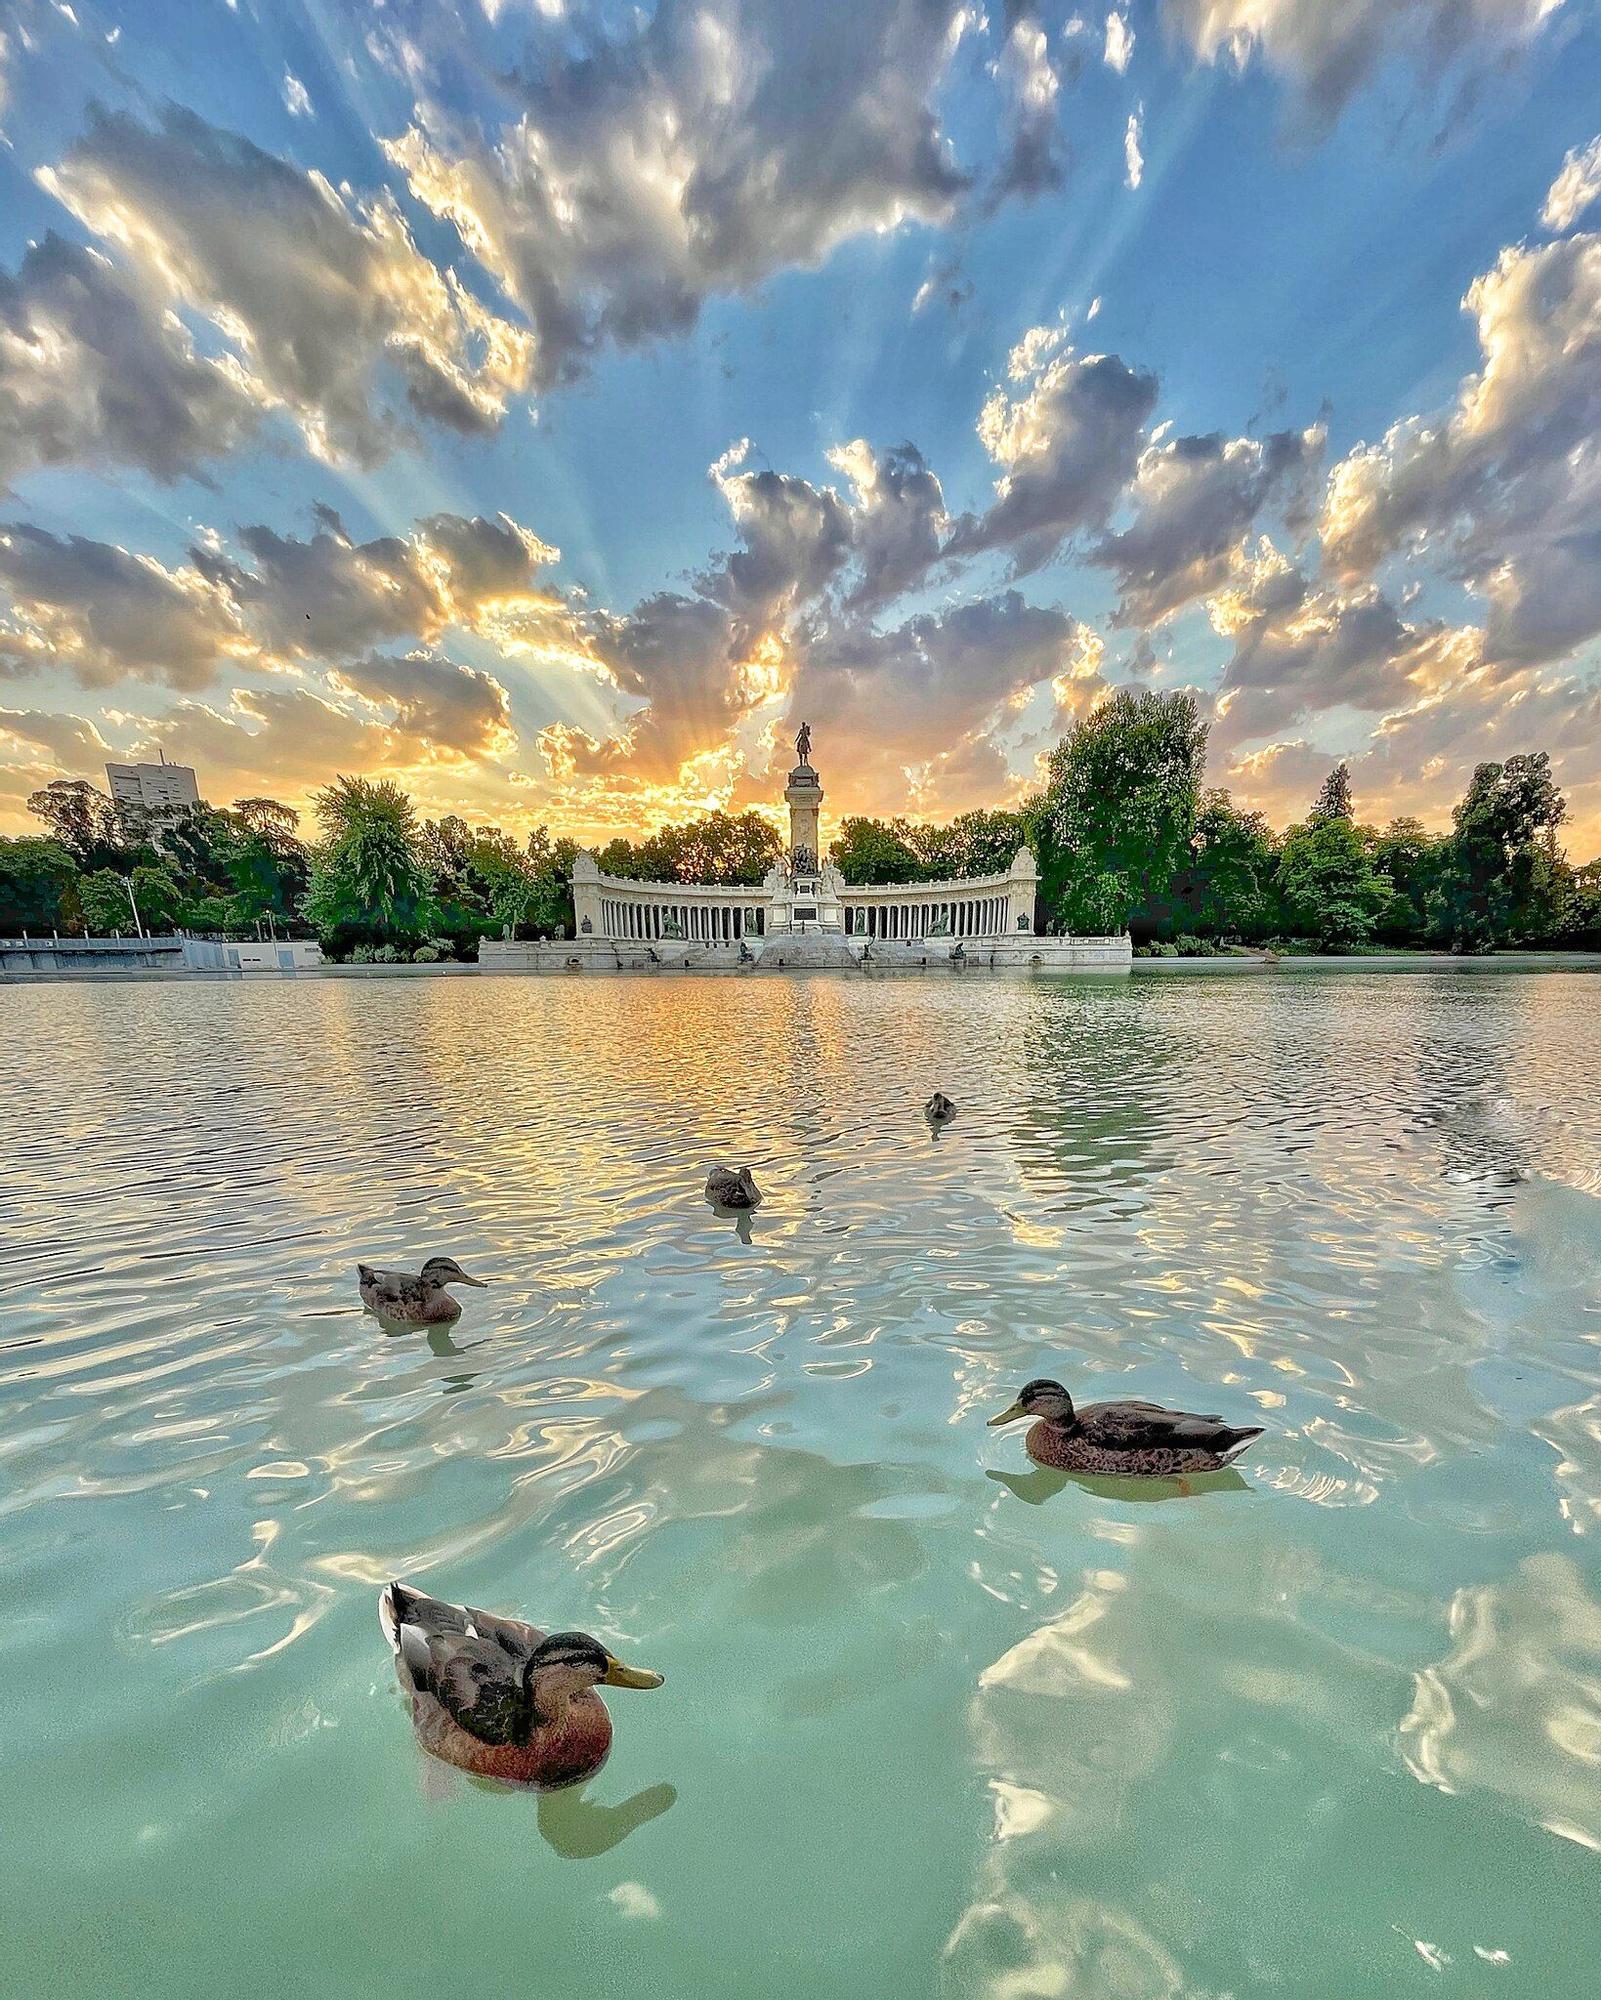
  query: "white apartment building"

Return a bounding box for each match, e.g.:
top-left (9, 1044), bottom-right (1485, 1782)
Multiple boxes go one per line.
top-left (105, 759), bottom-right (201, 815)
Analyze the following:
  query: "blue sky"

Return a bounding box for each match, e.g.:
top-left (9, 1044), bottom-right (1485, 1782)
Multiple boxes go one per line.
top-left (2, 0), bottom-right (1599, 851)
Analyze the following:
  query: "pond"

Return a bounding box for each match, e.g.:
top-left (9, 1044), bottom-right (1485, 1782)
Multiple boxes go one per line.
top-left (3, 971), bottom-right (1599, 1997)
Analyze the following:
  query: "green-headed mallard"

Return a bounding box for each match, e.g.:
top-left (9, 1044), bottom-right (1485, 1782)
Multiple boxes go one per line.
top-left (705, 1165), bottom-right (761, 1209)
top-left (925, 1091), bottom-right (957, 1126)
top-left (379, 1581), bottom-right (663, 1788)
top-left (987, 1377), bottom-right (1264, 1476)
top-left (358, 1256), bottom-right (487, 1324)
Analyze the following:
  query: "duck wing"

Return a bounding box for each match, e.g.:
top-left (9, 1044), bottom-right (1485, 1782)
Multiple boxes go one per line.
top-left (1079, 1400), bottom-right (1251, 1454)
top-left (386, 1582), bottom-right (539, 1746)
top-left (361, 1265), bottom-right (422, 1315)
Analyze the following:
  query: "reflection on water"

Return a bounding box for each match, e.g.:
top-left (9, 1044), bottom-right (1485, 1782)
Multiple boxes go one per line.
top-left (2, 971), bottom-right (1600, 1999)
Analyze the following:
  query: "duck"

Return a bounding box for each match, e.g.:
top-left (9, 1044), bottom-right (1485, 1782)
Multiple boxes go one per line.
top-left (379, 1581), bottom-right (663, 1787)
top-left (358, 1255), bottom-right (487, 1324)
top-left (987, 1377), bottom-right (1264, 1476)
top-left (925, 1091), bottom-right (957, 1126)
top-left (705, 1164), bottom-right (761, 1209)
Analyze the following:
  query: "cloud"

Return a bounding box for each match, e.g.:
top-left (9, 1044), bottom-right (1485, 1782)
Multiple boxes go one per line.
top-left (0, 233), bottom-right (262, 486)
top-left (0, 704), bottom-right (118, 773)
top-left (0, 523), bottom-right (247, 689)
top-left (1207, 538), bottom-right (1476, 747)
top-left (136, 685), bottom-right (395, 793)
top-left (829, 438), bottom-right (949, 610)
top-left (190, 505), bottom-right (560, 663)
top-left (331, 649), bottom-right (517, 760)
top-left (949, 327), bottom-right (1158, 573)
top-left (1167, 0), bottom-right (1565, 130)
top-left (282, 71), bottom-right (313, 120)
top-left (40, 103), bottom-right (534, 465)
top-left (1541, 135), bottom-right (1601, 232)
top-left (1092, 425), bottom-right (1324, 625)
top-left (708, 440), bottom-right (853, 628)
top-left (992, 16), bottom-right (1066, 200)
top-left (1104, 9), bottom-right (1134, 75)
top-left (1322, 232), bottom-right (1601, 667)
top-left (1124, 106), bottom-right (1144, 189)
top-left (381, 0), bottom-right (975, 393)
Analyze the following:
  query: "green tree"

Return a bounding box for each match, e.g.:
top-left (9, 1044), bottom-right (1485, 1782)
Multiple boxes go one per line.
top-left (911, 809), bottom-right (1031, 881)
top-left (303, 776), bottom-right (437, 953)
top-left (1431, 754), bottom-right (1567, 950)
top-left (27, 778), bottom-right (135, 871)
top-left (1276, 816), bottom-right (1387, 950)
top-left (128, 863), bottom-right (184, 932)
top-left (598, 811), bottom-right (781, 886)
top-left (829, 816), bottom-right (926, 885)
top-left (79, 869), bottom-right (140, 934)
top-left (1164, 791), bottom-right (1275, 942)
top-left (1309, 762), bottom-right (1354, 824)
top-left (1028, 690), bottom-right (1208, 934)
top-left (1367, 817), bottom-right (1446, 945)
top-left (0, 836), bottom-right (81, 934)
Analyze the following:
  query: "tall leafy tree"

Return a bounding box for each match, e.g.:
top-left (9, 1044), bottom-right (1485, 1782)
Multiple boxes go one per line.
top-left (1029, 690), bottom-right (1208, 934)
top-left (1431, 754), bottom-right (1567, 950)
top-left (598, 811), bottom-right (781, 886)
top-left (1164, 791), bottom-right (1276, 941)
top-left (1276, 816), bottom-right (1387, 949)
top-left (0, 836), bottom-right (81, 934)
top-left (303, 776), bottom-right (437, 950)
top-left (27, 779), bottom-right (135, 872)
top-left (828, 816), bottom-right (926, 885)
top-left (1309, 762), bottom-right (1354, 824)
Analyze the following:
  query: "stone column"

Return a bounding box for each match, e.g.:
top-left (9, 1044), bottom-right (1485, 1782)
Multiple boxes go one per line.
top-left (785, 756), bottom-right (823, 866)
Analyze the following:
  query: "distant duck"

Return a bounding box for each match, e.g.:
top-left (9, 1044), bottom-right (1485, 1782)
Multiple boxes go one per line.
top-left (358, 1255), bottom-right (487, 1324)
top-left (705, 1165), bottom-right (762, 1209)
top-left (925, 1091), bottom-right (957, 1126)
top-left (987, 1378), bottom-right (1264, 1476)
top-left (380, 1581), bottom-right (662, 1787)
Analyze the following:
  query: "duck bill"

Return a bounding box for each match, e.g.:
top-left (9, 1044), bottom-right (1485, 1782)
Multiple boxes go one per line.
top-left (459, 1273), bottom-right (489, 1288)
top-left (987, 1400), bottom-right (1026, 1428)
top-left (603, 1657), bottom-right (665, 1690)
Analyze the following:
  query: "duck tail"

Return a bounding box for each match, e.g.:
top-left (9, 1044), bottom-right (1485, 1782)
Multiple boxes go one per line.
top-left (357, 1263), bottom-right (375, 1285)
top-left (1221, 1427), bottom-right (1265, 1463)
top-left (378, 1580), bottom-right (408, 1651)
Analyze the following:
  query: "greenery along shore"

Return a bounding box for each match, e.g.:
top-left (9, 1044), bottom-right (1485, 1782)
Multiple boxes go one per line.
top-left (4, 693), bottom-right (1598, 959)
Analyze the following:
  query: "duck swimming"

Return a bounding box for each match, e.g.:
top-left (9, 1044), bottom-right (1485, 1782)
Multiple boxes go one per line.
top-left (925, 1091), bottom-right (957, 1126)
top-left (705, 1165), bottom-right (761, 1209)
top-left (380, 1581), bottom-right (663, 1787)
top-left (358, 1255), bottom-right (487, 1324)
top-left (988, 1377), bottom-right (1264, 1476)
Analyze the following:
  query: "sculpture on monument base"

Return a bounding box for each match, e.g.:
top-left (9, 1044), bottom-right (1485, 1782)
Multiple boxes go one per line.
top-left (790, 843), bottom-right (815, 877)
top-left (794, 720), bottom-right (812, 766)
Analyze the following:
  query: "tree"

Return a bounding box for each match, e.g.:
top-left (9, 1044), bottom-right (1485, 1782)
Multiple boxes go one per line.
top-left (1367, 817), bottom-right (1446, 945)
top-left (302, 776), bottom-right (437, 951)
top-left (1165, 791), bottom-right (1276, 941)
top-left (0, 836), bottom-right (81, 934)
top-left (79, 870), bottom-right (139, 935)
top-left (1276, 817), bottom-right (1387, 950)
top-left (912, 809), bottom-right (1030, 881)
top-left (1431, 754), bottom-right (1567, 950)
top-left (829, 816), bottom-right (926, 885)
top-left (128, 863), bottom-right (183, 932)
top-left (27, 779), bottom-right (134, 871)
top-left (1309, 762), bottom-right (1354, 824)
top-left (1028, 690), bottom-right (1207, 934)
top-left (598, 811), bottom-right (781, 886)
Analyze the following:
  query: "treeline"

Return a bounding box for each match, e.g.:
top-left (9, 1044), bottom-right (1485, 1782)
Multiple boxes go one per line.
top-left (4, 775), bottom-right (578, 962)
top-left (5, 694), bottom-right (1598, 956)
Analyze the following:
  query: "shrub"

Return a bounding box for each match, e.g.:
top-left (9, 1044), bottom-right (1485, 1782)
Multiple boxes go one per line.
top-left (373, 944), bottom-right (402, 964)
top-left (412, 944), bottom-right (442, 963)
top-left (348, 944), bottom-right (378, 964)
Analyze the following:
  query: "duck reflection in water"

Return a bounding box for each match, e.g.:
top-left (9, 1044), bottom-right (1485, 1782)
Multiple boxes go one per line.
top-left (986, 1464), bottom-right (1250, 1506)
top-left (380, 1316), bottom-right (486, 1393)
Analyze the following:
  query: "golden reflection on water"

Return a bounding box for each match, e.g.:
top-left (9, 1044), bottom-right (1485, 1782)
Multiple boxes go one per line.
top-left (4, 972), bottom-right (1601, 1997)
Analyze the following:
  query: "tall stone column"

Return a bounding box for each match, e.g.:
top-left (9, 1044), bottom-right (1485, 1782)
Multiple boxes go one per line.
top-left (785, 756), bottom-right (823, 867)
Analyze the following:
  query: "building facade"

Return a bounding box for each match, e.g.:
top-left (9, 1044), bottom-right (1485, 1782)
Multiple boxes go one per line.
top-left (571, 734), bottom-right (1040, 947)
top-left (106, 758), bottom-right (201, 815)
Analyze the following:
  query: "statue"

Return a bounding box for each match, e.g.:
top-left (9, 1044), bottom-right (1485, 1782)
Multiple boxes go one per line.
top-left (790, 844), bottom-right (815, 876)
top-left (794, 720), bottom-right (812, 766)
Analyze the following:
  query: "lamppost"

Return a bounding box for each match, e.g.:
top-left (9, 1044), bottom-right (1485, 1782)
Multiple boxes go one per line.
top-left (121, 875), bottom-right (146, 939)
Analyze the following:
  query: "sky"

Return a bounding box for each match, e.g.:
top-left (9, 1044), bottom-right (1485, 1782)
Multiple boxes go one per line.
top-left (1, 0), bottom-right (1599, 856)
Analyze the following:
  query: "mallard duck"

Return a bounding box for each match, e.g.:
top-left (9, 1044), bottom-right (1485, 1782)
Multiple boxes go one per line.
top-left (987, 1377), bottom-right (1264, 1476)
top-left (379, 1581), bottom-right (663, 1787)
top-left (358, 1255), bottom-right (487, 1324)
top-left (705, 1165), bottom-right (761, 1209)
top-left (925, 1091), bottom-right (957, 1126)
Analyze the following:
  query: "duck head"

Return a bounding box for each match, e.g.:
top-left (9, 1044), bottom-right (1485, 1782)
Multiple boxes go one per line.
top-left (420, 1255), bottom-right (488, 1291)
top-left (925, 1091), bottom-right (956, 1121)
top-left (988, 1378), bottom-right (1076, 1428)
top-left (727, 1166), bottom-right (761, 1203)
top-left (525, 1631), bottom-right (664, 1718)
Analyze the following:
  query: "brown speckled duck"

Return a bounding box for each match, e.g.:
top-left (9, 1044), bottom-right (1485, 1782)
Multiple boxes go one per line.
top-left (358, 1256), bottom-right (487, 1324)
top-left (925, 1091), bottom-right (957, 1126)
top-left (380, 1581), bottom-right (663, 1787)
top-left (988, 1377), bottom-right (1264, 1476)
top-left (704, 1165), bottom-right (762, 1209)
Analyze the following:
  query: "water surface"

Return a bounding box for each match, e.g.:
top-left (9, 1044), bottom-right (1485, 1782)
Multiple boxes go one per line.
top-left (3, 972), bottom-right (1599, 1996)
